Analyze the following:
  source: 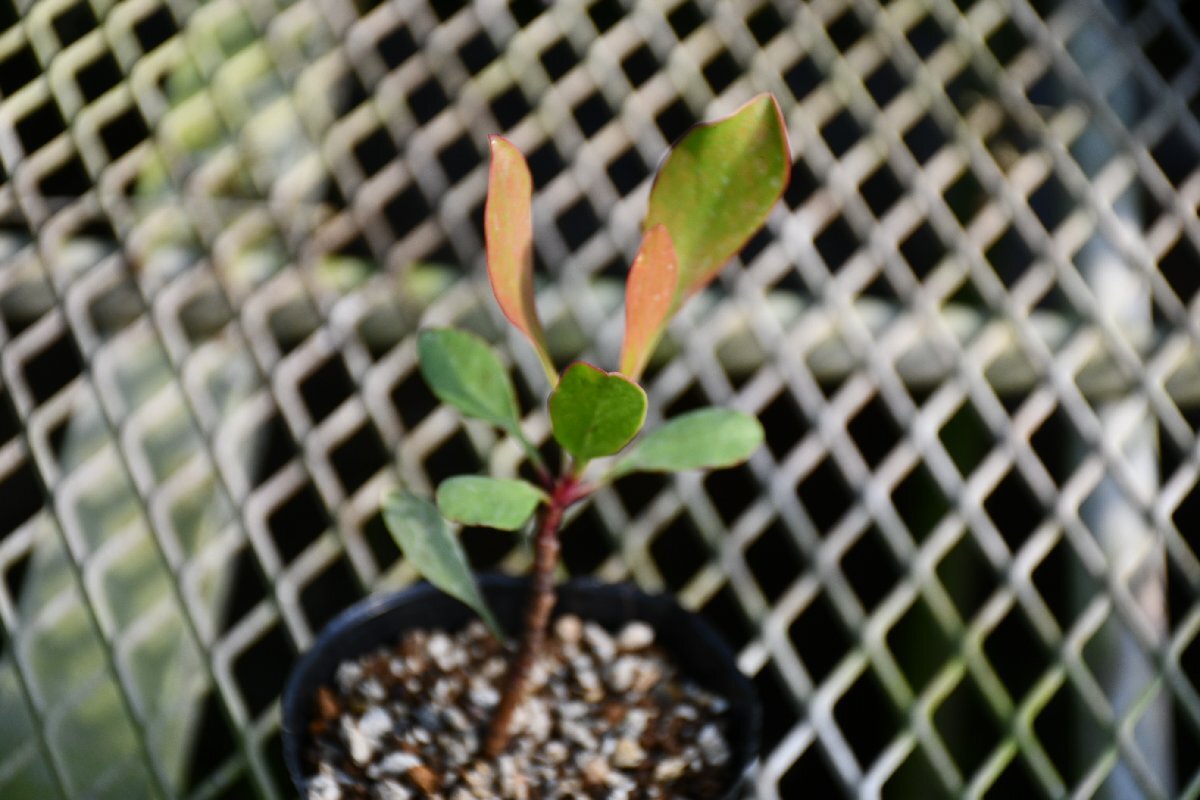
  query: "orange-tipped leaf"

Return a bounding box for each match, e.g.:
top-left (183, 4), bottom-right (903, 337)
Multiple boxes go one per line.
top-left (619, 224), bottom-right (678, 380)
top-left (485, 136), bottom-right (556, 382)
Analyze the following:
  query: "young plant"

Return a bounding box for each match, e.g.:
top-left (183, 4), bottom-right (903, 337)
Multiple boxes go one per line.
top-left (382, 94), bottom-right (791, 757)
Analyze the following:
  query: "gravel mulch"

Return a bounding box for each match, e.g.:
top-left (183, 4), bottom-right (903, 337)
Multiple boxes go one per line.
top-left (303, 615), bottom-right (734, 799)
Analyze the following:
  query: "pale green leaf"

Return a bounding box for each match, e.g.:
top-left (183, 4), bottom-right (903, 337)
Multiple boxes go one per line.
top-left (614, 408), bottom-right (763, 476)
top-left (382, 490), bottom-right (503, 638)
top-left (418, 328), bottom-right (520, 431)
top-left (436, 476), bottom-right (547, 531)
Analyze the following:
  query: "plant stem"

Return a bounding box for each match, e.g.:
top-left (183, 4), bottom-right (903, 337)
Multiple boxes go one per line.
top-left (509, 426), bottom-right (551, 486)
top-left (483, 474), bottom-right (582, 757)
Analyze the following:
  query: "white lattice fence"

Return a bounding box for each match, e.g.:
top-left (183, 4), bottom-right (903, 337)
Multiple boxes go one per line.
top-left (1, 0), bottom-right (1200, 798)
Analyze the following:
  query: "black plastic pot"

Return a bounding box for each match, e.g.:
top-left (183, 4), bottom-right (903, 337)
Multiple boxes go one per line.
top-left (282, 574), bottom-right (760, 799)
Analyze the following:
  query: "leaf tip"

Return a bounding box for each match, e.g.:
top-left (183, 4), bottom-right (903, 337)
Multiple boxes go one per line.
top-left (733, 92), bottom-right (792, 195)
top-left (760, 92), bottom-right (792, 186)
top-left (487, 133), bottom-right (517, 155)
top-left (487, 136), bottom-right (531, 184)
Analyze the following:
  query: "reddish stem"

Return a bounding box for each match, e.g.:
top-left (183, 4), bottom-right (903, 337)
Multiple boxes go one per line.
top-left (483, 473), bottom-right (581, 757)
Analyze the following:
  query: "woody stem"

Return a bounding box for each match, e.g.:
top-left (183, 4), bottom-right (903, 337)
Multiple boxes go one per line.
top-left (483, 475), bottom-right (581, 757)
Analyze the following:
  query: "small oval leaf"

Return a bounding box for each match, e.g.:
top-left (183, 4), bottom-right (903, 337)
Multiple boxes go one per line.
top-left (644, 94), bottom-right (790, 310)
top-left (382, 490), bottom-right (504, 639)
top-left (418, 328), bottom-right (520, 431)
top-left (436, 476), bottom-right (547, 531)
top-left (549, 362), bottom-right (647, 463)
top-left (619, 224), bottom-right (678, 381)
top-left (486, 136), bottom-right (556, 381)
top-left (614, 408), bottom-right (763, 476)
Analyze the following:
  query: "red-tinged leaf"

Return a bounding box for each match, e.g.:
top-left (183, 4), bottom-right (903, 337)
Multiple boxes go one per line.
top-left (644, 94), bottom-right (790, 311)
top-left (486, 135), bottom-right (556, 381)
top-left (619, 224), bottom-right (678, 380)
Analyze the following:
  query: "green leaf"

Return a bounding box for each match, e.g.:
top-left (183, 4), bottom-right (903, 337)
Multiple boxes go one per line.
top-left (614, 408), bottom-right (763, 476)
top-left (418, 328), bottom-right (520, 431)
top-left (549, 362), bottom-right (647, 463)
top-left (644, 94), bottom-right (790, 311)
top-left (382, 490), bottom-right (504, 639)
top-left (619, 224), bottom-right (678, 381)
top-left (486, 136), bottom-right (557, 382)
top-left (436, 476), bottom-right (547, 531)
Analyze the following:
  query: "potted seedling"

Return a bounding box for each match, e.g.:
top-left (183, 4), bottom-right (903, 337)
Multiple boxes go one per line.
top-left (283, 94), bottom-right (791, 799)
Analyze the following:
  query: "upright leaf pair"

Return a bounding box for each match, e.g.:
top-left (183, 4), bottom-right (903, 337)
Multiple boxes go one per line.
top-left (485, 95), bottom-right (790, 384)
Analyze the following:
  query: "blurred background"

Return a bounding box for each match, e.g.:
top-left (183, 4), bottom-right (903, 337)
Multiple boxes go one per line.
top-left (2, 0), bottom-right (1200, 797)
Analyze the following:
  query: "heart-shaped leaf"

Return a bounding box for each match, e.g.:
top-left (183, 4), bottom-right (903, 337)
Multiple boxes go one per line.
top-left (418, 328), bottom-right (520, 431)
top-left (382, 490), bottom-right (503, 638)
top-left (613, 408), bottom-right (763, 476)
top-left (644, 94), bottom-right (790, 310)
top-left (436, 476), bottom-right (547, 531)
top-left (486, 136), bottom-right (556, 382)
top-left (549, 362), bottom-right (647, 463)
top-left (619, 224), bottom-right (678, 381)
